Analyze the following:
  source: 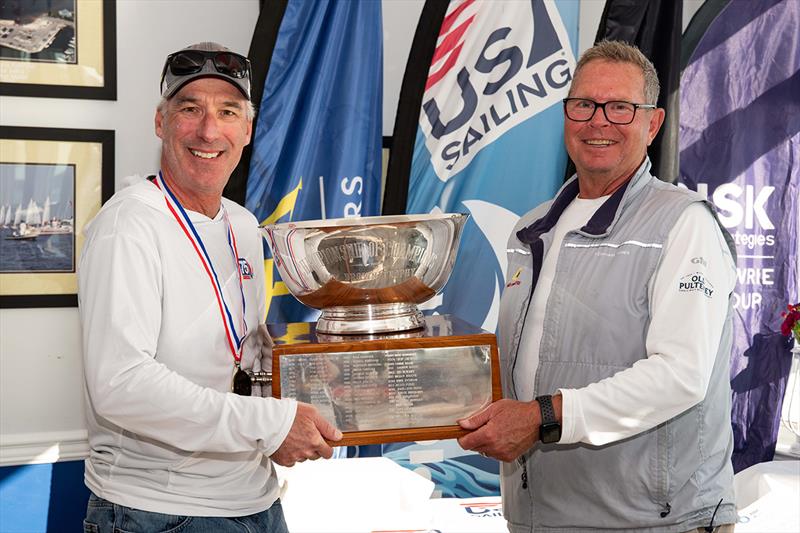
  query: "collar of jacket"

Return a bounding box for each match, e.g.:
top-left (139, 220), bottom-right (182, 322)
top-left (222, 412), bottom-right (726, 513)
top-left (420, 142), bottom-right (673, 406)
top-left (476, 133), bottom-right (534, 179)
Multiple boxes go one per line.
top-left (516, 157), bottom-right (653, 244)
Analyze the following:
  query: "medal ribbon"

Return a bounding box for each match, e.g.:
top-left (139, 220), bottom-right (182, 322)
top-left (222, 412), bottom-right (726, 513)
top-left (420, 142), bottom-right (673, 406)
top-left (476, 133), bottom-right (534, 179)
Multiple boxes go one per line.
top-left (152, 172), bottom-right (247, 364)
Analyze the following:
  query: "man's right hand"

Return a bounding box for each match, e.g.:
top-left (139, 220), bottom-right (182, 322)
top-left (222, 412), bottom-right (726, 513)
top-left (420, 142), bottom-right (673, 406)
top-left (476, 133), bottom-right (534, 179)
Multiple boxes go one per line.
top-left (270, 402), bottom-right (342, 467)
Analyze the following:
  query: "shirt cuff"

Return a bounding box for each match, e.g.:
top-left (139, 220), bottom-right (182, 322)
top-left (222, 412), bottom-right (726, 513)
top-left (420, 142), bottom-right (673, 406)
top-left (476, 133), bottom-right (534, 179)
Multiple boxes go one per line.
top-left (557, 388), bottom-right (580, 444)
top-left (258, 398), bottom-right (298, 457)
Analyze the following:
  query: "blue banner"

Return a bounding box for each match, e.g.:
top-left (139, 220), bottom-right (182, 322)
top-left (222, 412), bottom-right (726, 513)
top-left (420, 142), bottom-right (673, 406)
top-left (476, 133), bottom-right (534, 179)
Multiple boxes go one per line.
top-left (405, 0), bottom-right (578, 332)
top-left (245, 0), bottom-right (383, 323)
top-left (679, 0), bottom-right (799, 472)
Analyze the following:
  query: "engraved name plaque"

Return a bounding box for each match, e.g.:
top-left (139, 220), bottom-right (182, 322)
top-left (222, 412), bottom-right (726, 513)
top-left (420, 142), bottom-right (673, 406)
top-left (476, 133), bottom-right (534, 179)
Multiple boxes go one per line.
top-left (269, 315), bottom-right (500, 446)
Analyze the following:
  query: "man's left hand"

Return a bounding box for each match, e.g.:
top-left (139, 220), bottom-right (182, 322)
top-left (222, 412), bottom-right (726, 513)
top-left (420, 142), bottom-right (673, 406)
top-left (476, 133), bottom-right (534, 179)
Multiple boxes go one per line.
top-left (457, 399), bottom-right (540, 462)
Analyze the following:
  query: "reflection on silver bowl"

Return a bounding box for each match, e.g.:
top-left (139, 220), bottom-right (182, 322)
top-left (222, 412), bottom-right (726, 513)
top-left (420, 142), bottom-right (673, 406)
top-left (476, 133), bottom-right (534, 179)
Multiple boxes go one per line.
top-left (262, 213), bottom-right (468, 334)
top-left (315, 328), bottom-right (425, 344)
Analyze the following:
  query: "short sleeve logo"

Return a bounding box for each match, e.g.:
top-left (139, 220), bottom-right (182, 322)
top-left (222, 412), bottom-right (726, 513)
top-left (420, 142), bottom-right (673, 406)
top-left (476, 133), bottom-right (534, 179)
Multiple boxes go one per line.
top-left (679, 272), bottom-right (714, 298)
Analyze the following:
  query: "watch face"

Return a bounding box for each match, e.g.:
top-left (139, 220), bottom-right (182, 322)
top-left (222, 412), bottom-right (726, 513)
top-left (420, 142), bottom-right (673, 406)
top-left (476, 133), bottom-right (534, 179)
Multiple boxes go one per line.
top-left (540, 423), bottom-right (561, 444)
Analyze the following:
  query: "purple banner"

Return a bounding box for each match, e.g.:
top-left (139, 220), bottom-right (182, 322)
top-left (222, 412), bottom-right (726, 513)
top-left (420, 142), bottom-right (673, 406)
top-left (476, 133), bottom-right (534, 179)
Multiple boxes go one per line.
top-left (679, 0), bottom-right (799, 472)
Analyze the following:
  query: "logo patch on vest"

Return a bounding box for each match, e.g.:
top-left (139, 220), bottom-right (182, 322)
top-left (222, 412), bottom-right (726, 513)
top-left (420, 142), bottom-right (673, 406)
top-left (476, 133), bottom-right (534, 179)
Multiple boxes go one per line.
top-left (678, 272), bottom-right (714, 298)
top-left (506, 267), bottom-right (523, 288)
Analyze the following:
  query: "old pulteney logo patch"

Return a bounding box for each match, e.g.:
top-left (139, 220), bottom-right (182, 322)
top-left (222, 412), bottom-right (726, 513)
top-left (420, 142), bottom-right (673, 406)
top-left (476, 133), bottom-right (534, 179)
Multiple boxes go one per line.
top-left (678, 272), bottom-right (714, 298)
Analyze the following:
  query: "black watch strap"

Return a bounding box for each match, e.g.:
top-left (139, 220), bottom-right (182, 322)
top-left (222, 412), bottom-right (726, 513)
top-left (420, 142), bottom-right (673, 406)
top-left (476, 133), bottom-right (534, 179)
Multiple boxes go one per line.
top-left (536, 394), bottom-right (561, 444)
top-left (537, 394), bottom-right (555, 424)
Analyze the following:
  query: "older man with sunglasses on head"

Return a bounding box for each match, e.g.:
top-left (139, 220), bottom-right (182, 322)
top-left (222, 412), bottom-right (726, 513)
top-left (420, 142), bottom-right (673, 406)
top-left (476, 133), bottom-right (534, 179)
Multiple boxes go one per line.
top-left (78, 42), bottom-right (340, 533)
top-left (457, 41), bottom-right (738, 533)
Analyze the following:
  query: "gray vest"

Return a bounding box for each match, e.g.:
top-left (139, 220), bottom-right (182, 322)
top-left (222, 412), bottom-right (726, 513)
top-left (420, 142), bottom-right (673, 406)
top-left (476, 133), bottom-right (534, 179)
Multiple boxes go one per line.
top-left (497, 161), bottom-right (736, 532)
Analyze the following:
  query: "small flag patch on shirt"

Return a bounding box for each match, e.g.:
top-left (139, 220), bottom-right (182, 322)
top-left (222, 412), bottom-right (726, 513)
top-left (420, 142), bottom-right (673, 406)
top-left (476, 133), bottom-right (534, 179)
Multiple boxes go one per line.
top-left (238, 258), bottom-right (253, 280)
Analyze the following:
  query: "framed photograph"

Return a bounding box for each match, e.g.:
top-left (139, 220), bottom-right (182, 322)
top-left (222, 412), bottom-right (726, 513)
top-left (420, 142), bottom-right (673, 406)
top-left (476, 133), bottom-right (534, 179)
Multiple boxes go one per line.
top-left (0, 0), bottom-right (117, 100)
top-left (0, 126), bottom-right (113, 308)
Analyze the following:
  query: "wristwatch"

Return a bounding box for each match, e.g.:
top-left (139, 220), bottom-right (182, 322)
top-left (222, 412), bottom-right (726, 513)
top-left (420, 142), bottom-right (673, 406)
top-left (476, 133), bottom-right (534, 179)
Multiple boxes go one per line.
top-left (536, 394), bottom-right (561, 444)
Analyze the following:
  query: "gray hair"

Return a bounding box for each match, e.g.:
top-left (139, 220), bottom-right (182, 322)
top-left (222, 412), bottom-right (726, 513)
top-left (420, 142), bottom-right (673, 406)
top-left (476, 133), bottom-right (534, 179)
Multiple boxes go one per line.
top-left (571, 40), bottom-right (660, 104)
top-left (157, 96), bottom-right (256, 121)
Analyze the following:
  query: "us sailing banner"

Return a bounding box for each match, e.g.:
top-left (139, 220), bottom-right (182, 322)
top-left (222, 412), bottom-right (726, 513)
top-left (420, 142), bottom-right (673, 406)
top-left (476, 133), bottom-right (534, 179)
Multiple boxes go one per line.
top-left (385, 0), bottom-right (578, 333)
top-left (679, 0), bottom-right (799, 472)
top-left (380, 0), bottom-right (578, 498)
top-left (227, 0), bottom-right (383, 324)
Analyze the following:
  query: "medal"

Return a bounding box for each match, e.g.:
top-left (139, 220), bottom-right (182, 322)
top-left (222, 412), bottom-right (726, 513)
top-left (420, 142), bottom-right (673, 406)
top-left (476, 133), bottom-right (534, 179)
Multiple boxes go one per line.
top-left (232, 365), bottom-right (252, 396)
top-left (152, 172), bottom-right (251, 394)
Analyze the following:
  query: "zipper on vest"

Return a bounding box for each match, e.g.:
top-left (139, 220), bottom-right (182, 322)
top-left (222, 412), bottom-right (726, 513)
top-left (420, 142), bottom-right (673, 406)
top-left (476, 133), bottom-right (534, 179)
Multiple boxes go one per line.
top-left (659, 502), bottom-right (671, 518)
top-left (510, 242), bottom-right (541, 399)
top-left (519, 458), bottom-right (528, 489)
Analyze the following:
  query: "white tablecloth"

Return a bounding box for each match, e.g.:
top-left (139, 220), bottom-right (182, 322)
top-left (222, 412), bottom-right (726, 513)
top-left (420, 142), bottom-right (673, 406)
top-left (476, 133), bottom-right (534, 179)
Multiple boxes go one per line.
top-left (276, 457), bottom-right (506, 533)
top-left (276, 457), bottom-right (800, 533)
top-left (734, 459), bottom-right (800, 532)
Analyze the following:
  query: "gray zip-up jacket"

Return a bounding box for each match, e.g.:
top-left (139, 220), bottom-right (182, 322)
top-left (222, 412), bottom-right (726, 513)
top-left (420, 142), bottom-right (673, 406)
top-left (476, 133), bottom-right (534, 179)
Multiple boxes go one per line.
top-left (498, 160), bottom-right (736, 532)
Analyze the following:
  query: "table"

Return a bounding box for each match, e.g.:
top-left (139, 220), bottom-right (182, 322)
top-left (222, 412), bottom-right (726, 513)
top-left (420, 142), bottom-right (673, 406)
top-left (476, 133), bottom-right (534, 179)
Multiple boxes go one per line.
top-left (734, 460), bottom-right (800, 532)
top-left (275, 457), bottom-right (506, 533)
top-left (276, 457), bottom-right (800, 532)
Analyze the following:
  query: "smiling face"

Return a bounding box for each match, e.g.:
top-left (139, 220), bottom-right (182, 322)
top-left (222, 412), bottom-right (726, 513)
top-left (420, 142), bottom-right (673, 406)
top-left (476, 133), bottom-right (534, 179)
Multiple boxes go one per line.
top-left (155, 77), bottom-right (252, 216)
top-left (564, 59), bottom-right (664, 197)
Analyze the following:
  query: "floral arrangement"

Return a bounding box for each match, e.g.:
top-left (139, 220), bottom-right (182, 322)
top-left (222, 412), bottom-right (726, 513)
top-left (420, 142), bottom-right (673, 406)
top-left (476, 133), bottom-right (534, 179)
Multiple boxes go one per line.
top-left (781, 303), bottom-right (800, 343)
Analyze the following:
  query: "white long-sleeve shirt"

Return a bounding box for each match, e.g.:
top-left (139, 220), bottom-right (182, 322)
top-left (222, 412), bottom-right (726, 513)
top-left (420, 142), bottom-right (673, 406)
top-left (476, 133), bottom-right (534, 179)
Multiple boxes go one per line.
top-left (514, 199), bottom-right (736, 445)
top-left (79, 177), bottom-right (296, 516)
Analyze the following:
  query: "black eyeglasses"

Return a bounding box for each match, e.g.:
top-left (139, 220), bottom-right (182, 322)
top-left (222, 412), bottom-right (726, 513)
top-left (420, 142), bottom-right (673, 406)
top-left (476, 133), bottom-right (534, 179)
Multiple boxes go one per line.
top-left (563, 98), bottom-right (656, 125)
top-left (160, 50), bottom-right (251, 88)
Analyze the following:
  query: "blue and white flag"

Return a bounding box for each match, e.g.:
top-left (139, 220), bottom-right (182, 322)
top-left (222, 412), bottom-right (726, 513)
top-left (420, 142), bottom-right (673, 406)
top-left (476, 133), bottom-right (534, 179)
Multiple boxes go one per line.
top-left (386, 0), bottom-right (578, 333)
top-left (244, 0), bottom-right (383, 323)
top-left (380, 0), bottom-right (578, 498)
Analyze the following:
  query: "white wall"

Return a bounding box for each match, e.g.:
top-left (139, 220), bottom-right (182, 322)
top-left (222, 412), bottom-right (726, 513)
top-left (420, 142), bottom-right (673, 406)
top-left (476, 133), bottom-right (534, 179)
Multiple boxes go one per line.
top-left (0, 0), bottom-right (654, 465)
top-left (0, 0), bottom-right (263, 464)
top-left (383, 0), bottom-right (425, 136)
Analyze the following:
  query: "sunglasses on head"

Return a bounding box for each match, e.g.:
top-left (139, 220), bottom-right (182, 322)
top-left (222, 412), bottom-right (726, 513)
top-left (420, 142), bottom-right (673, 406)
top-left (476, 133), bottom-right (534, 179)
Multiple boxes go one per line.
top-left (160, 50), bottom-right (251, 91)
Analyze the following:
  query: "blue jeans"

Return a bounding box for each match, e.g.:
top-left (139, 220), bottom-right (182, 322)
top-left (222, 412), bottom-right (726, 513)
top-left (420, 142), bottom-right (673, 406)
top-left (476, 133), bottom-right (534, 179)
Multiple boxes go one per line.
top-left (83, 492), bottom-right (289, 533)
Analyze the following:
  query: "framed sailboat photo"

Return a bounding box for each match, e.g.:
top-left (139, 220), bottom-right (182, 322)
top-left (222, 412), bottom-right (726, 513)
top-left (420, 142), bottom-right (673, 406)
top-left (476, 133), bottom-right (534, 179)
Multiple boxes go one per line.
top-left (0, 126), bottom-right (113, 308)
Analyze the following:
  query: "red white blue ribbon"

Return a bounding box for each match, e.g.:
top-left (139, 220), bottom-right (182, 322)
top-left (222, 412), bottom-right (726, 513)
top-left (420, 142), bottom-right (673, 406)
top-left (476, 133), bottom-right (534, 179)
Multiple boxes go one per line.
top-left (152, 172), bottom-right (247, 364)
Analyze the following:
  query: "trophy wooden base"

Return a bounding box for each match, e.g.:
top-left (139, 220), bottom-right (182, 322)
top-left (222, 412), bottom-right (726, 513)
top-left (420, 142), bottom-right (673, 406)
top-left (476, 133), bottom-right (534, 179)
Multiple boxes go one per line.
top-left (268, 315), bottom-right (500, 446)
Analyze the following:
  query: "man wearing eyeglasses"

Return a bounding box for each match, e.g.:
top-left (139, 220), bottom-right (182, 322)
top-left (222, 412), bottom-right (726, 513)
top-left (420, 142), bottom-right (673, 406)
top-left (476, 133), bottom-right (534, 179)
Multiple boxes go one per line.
top-left (458, 41), bottom-right (737, 532)
top-left (79, 42), bottom-right (340, 533)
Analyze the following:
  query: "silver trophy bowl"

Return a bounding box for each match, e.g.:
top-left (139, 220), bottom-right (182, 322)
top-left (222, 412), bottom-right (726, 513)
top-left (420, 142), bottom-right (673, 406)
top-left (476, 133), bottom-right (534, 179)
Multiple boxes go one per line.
top-left (262, 213), bottom-right (468, 335)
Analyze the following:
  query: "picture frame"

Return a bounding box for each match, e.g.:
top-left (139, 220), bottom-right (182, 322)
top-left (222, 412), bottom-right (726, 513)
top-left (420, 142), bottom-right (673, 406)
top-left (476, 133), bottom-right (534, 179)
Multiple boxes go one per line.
top-left (0, 0), bottom-right (117, 100)
top-left (0, 126), bottom-right (114, 308)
